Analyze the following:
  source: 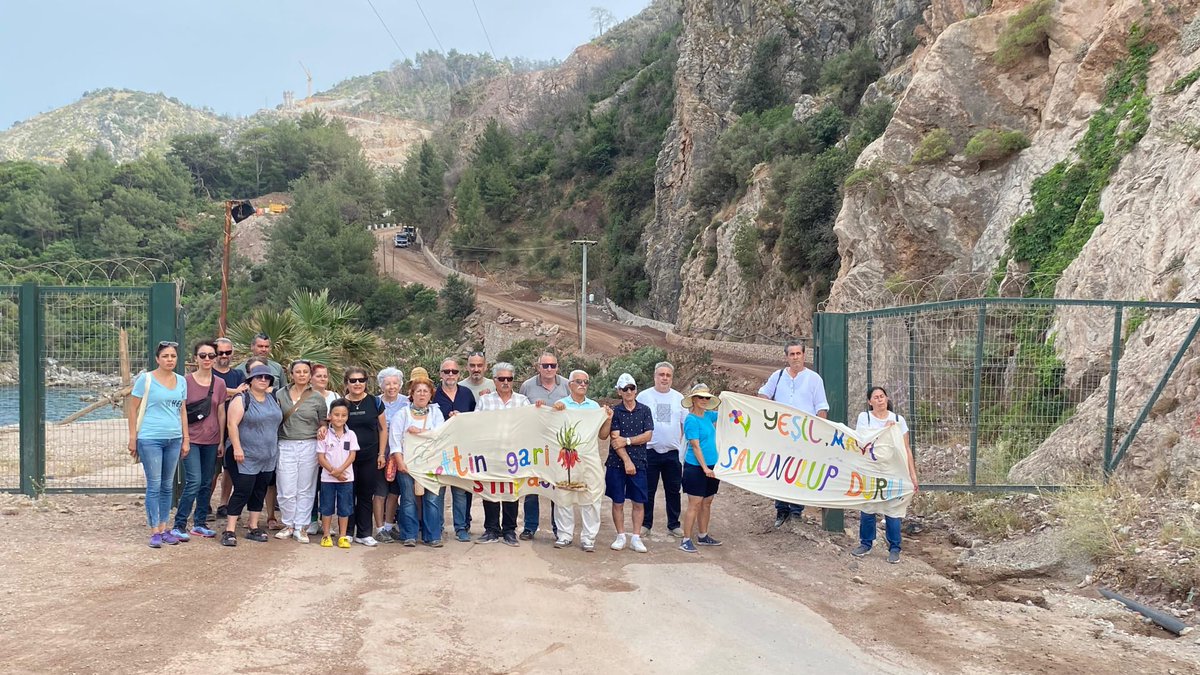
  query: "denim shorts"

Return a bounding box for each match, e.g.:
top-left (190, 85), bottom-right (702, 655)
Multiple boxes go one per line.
top-left (318, 481), bottom-right (355, 517)
top-left (682, 463), bottom-right (720, 498)
top-left (604, 463), bottom-right (648, 504)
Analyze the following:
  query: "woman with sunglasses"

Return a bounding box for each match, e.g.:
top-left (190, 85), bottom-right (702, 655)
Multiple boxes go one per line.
top-left (223, 365), bottom-right (283, 546)
top-left (434, 357), bottom-right (476, 543)
top-left (389, 369), bottom-right (446, 546)
top-left (170, 341), bottom-right (229, 540)
top-left (344, 366), bottom-right (389, 547)
top-left (274, 359), bottom-right (328, 543)
top-left (128, 341), bottom-right (189, 548)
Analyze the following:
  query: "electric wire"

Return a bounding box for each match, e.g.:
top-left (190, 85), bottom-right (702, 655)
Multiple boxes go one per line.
top-left (470, 0), bottom-right (498, 61)
top-left (364, 0), bottom-right (410, 61)
top-left (412, 0), bottom-right (446, 53)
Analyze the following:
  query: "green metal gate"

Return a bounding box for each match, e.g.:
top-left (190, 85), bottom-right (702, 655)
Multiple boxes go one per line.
top-left (816, 298), bottom-right (1200, 492)
top-left (2, 282), bottom-right (180, 495)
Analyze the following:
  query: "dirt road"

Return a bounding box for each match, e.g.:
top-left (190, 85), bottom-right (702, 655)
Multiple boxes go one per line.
top-left (373, 234), bottom-right (778, 382)
top-left (2, 488), bottom-right (1195, 674)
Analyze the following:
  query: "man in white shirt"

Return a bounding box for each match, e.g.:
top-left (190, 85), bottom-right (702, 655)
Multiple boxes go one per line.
top-left (476, 362), bottom-right (533, 547)
top-left (636, 361), bottom-right (685, 538)
top-left (757, 340), bottom-right (829, 528)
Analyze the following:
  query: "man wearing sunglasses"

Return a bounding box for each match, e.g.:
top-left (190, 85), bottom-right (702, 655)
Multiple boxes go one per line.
top-left (517, 350), bottom-right (569, 540)
top-left (234, 332), bottom-right (285, 385)
top-left (212, 337), bottom-right (247, 521)
top-left (550, 370), bottom-right (613, 552)
top-left (474, 362), bottom-right (532, 547)
top-left (433, 357), bottom-right (477, 543)
top-left (606, 373), bottom-right (654, 553)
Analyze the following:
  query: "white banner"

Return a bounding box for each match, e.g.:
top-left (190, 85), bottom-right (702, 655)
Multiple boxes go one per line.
top-left (404, 405), bottom-right (606, 507)
top-left (715, 392), bottom-right (914, 517)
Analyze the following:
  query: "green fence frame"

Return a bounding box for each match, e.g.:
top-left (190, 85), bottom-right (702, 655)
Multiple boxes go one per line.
top-left (6, 282), bottom-right (179, 495)
top-left (817, 297), bottom-right (1200, 504)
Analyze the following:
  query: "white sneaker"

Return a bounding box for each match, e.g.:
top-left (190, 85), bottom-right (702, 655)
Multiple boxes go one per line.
top-left (306, 522), bottom-right (322, 535)
top-left (354, 536), bottom-right (379, 547)
top-left (630, 536), bottom-right (648, 553)
top-left (274, 527), bottom-right (294, 540)
top-left (611, 534), bottom-right (627, 551)
top-left (554, 537), bottom-right (572, 549)
top-left (293, 529), bottom-right (310, 544)
top-left (581, 539), bottom-right (596, 552)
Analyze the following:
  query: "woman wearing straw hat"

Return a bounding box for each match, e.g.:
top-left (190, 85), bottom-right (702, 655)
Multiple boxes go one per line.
top-left (388, 367), bottom-right (446, 547)
top-left (222, 364), bottom-right (284, 547)
top-left (679, 384), bottom-right (722, 554)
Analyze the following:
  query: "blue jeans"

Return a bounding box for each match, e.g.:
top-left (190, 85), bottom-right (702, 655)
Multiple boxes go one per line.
top-left (775, 499), bottom-right (804, 517)
top-left (522, 495), bottom-right (557, 536)
top-left (174, 443), bottom-right (217, 529)
top-left (860, 512), bottom-right (902, 552)
top-left (138, 437), bottom-right (182, 528)
top-left (451, 486), bottom-right (473, 535)
top-left (422, 486), bottom-right (446, 543)
top-left (395, 472), bottom-right (420, 542)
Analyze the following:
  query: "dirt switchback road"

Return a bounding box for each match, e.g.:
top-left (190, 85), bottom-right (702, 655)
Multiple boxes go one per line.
top-left (374, 233), bottom-right (777, 382)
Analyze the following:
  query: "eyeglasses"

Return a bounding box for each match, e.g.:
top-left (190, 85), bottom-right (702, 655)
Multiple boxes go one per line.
top-left (251, 374), bottom-right (272, 382)
top-left (619, 385), bottom-right (636, 392)
top-left (216, 350), bottom-right (233, 356)
top-left (442, 369), bottom-right (459, 375)
top-left (539, 363), bottom-right (558, 369)
top-left (196, 353), bottom-right (217, 360)
top-left (347, 377), bottom-right (368, 384)
top-left (158, 341), bottom-right (179, 348)
top-left (495, 376), bottom-right (514, 382)
top-left (572, 379), bottom-right (590, 386)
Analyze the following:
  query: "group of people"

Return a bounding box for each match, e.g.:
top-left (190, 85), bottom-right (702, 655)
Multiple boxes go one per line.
top-left (128, 336), bottom-right (916, 561)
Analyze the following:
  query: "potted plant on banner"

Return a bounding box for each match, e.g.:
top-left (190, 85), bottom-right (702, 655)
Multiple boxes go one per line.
top-left (555, 421), bottom-right (587, 491)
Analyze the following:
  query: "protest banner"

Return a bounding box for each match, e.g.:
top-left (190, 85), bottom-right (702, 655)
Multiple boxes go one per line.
top-left (404, 405), bottom-right (606, 507)
top-left (714, 392), bottom-right (915, 517)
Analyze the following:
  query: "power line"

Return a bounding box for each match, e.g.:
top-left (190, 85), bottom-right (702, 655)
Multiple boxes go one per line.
top-left (412, 0), bottom-right (445, 53)
top-left (364, 0), bottom-right (410, 62)
top-left (470, 0), bottom-right (498, 61)
top-left (450, 242), bottom-right (569, 253)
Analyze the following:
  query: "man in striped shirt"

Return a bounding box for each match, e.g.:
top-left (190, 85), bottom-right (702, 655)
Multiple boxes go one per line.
top-left (476, 361), bottom-right (534, 547)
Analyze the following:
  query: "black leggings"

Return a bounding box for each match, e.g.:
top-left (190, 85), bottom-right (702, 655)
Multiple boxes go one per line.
top-left (352, 457), bottom-right (385, 538)
top-left (227, 463), bottom-right (274, 518)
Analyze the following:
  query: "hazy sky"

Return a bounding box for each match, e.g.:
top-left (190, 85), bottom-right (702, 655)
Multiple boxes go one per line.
top-left (0, 0), bottom-right (651, 130)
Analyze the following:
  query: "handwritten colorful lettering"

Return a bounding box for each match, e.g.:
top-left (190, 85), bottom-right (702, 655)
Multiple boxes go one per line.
top-left (404, 406), bottom-right (606, 508)
top-left (715, 392), bottom-right (914, 517)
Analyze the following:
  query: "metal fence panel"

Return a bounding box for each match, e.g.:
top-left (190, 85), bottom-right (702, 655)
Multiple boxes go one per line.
top-left (40, 288), bottom-right (153, 492)
top-left (0, 286), bottom-right (19, 490)
top-left (839, 299), bottom-right (1200, 490)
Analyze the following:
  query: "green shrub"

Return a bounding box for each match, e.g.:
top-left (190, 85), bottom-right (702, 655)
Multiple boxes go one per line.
top-left (994, 0), bottom-right (1053, 68)
top-left (731, 222), bottom-right (763, 280)
top-left (734, 35), bottom-right (787, 115)
top-left (911, 128), bottom-right (954, 164)
top-left (1166, 68), bottom-right (1200, 95)
top-left (964, 129), bottom-right (1030, 162)
top-left (843, 160), bottom-right (890, 195)
top-left (818, 43), bottom-right (881, 113)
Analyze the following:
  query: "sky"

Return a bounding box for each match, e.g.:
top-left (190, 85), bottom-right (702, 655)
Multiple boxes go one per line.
top-left (0, 0), bottom-right (651, 130)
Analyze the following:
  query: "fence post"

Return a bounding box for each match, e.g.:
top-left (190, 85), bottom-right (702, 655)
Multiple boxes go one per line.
top-left (18, 282), bottom-right (46, 497)
top-left (865, 318), bottom-right (874, 392)
top-left (148, 283), bottom-right (179, 373)
top-left (814, 312), bottom-right (847, 533)
top-left (968, 302), bottom-right (986, 486)
top-left (1103, 306), bottom-right (1123, 476)
top-left (905, 317), bottom-right (917, 458)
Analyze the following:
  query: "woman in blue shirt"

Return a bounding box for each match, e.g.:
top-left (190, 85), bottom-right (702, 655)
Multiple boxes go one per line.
top-left (679, 384), bottom-right (722, 554)
top-left (127, 341), bottom-right (189, 549)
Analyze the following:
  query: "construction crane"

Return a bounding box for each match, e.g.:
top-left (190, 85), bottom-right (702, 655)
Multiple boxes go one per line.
top-left (299, 61), bottom-right (312, 101)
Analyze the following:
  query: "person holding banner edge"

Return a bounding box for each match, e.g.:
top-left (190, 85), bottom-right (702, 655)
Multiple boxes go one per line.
top-left (757, 341), bottom-right (828, 528)
top-left (389, 370), bottom-right (447, 547)
top-left (679, 383), bottom-right (722, 554)
top-left (851, 386), bottom-right (919, 564)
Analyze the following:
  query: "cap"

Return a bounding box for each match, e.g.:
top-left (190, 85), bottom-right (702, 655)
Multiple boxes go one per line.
top-left (614, 373), bottom-right (636, 390)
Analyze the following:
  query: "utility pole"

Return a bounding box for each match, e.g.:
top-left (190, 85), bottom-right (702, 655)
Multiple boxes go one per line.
top-left (572, 240), bottom-right (597, 353)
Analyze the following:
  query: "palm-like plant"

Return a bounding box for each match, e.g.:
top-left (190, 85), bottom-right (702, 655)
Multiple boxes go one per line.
top-left (229, 289), bottom-right (385, 388)
top-left (554, 421), bottom-right (586, 491)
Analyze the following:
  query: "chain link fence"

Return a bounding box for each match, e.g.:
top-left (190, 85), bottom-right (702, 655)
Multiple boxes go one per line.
top-left (833, 298), bottom-right (1200, 490)
top-left (0, 287), bottom-right (20, 490)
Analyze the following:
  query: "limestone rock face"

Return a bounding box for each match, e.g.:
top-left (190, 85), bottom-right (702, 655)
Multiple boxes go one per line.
top-left (655, 0), bottom-right (929, 325)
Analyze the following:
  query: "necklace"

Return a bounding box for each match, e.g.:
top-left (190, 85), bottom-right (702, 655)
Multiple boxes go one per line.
top-left (411, 405), bottom-right (430, 416)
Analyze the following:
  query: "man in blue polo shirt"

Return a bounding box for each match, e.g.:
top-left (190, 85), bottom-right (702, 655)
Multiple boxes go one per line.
top-left (607, 373), bottom-right (653, 553)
